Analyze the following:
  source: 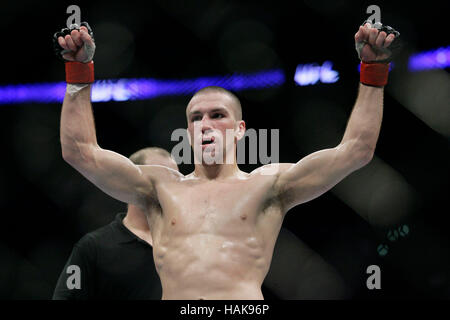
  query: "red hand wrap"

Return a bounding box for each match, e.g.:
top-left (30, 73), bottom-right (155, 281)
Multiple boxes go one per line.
top-left (65, 61), bottom-right (95, 84)
top-left (360, 62), bottom-right (389, 87)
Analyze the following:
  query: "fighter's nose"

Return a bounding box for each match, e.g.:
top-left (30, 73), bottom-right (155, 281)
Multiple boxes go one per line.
top-left (201, 127), bottom-right (213, 135)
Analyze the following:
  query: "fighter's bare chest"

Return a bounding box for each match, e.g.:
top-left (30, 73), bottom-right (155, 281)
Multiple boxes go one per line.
top-left (155, 178), bottom-right (276, 232)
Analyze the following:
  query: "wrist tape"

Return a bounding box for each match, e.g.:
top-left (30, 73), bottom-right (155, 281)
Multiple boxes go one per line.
top-left (65, 61), bottom-right (95, 84)
top-left (360, 62), bottom-right (389, 87)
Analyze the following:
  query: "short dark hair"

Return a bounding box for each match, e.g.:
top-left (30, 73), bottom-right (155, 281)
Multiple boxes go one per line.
top-left (129, 147), bottom-right (173, 165)
top-left (190, 86), bottom-right (242, 120)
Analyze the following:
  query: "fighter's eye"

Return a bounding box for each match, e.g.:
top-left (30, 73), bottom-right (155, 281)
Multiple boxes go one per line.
top-left (212, 113), bottom-right (224, 119)
top-left (191, 115), bottom-right (202, 122)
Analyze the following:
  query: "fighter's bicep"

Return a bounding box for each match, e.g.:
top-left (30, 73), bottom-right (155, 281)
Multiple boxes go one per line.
top-left (72, 146), bottom-right (154, 208)
top-left (275, 146), bottom-right (355, 210)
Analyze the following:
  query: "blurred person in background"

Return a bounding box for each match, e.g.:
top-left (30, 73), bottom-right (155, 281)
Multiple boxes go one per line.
top-left (53, 147), bottom-right (177, 300)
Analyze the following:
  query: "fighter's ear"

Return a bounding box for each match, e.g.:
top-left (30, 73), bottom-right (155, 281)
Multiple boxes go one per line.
top-left (235, 120), bottom-right (246, 141)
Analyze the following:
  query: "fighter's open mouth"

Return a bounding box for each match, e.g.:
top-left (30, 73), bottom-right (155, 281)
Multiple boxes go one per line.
top-left (202, 137), bottom-right (215, 145)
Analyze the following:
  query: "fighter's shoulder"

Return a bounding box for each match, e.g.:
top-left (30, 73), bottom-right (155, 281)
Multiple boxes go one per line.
top-left (249, 163), bottom-right (294, 179)
top-left (138, 164), bottom-right (184, 182)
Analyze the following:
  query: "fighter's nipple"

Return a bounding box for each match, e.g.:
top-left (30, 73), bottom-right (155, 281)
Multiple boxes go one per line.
top-left (240, 214), bottom-right (247, 221)
top-left (171, 218), bottom-right (176, 226)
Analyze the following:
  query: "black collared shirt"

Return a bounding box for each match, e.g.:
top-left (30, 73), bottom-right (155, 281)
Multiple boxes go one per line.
top-left (53, 213), bottom-right (162, 300)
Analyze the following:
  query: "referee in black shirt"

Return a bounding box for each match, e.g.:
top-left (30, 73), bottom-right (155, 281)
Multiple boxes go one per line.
top-left (53, 147), bottom-right (179, 300)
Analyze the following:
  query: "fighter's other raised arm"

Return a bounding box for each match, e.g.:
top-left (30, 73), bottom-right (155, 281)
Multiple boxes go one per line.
top-left (273, 21), bottom-right (399, 212)
top-left (56, 23), bottom-right (154, 209)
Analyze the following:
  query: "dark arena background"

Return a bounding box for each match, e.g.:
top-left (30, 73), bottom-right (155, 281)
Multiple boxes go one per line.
top-left (0, 0), bottom-right (449, 301)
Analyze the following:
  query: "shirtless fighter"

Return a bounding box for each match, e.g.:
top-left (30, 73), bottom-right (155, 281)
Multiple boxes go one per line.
top-left (54, 20), bottom-right (399, 299)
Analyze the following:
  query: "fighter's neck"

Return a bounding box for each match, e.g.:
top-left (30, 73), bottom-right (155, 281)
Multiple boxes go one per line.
top-left (193, 162), bottom-right (241, 180)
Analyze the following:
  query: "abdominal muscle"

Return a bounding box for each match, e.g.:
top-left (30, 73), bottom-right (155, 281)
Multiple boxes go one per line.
top-left (154, 232), bottom-right (270, 300)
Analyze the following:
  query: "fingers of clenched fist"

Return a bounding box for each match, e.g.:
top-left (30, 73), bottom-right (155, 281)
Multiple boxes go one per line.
top-left (384, 33), bottom-right (395, 48)
top-left (354, 23), bottom-right (371, 43)
top-left (375, 31), bottom-right (386, 47)
top-left (57, 36), bottom-right (67, 51)
top-left (355, 23), bottom-right (395, 49)
top-left (368, 27), bottom-right (378, 46)
top-left (71, 29), bottom-right (83, 47)
top-left (58, 26), bottom-right (92, 52)
top-left (80, 27), bottom-right (95, 47)
top-left (65, 34), bottom-right (77, 51)
top-left (53, 23), bottom-right (95, 62)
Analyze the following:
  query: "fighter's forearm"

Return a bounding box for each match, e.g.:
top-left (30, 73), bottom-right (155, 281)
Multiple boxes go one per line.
top-left (340, 83), bottom-right (384, 155)
top-left (60, 84), bottom-right (99, 161)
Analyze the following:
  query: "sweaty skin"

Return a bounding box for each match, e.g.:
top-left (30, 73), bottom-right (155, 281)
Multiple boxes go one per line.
top-left (147, 167), bottom-right (286, 300)
top-left (59, 23), bottom-right (393, 299)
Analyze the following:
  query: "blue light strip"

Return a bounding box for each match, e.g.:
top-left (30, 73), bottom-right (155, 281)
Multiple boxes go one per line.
top-left (2, 44), bottom-right (448, 106)
top-left (0, 82), bottom-right (67, 105)
top-left (0, 69), bottom-right (285, 105)
top-left (408, 46), bottom-right (450, 71)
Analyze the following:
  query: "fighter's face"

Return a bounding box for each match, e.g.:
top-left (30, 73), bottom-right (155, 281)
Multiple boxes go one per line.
top-left (186, 92), bottom-right (242, 163)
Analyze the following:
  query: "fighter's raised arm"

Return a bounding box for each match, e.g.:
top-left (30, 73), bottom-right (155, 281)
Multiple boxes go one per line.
top-left (55, 23), bottom-right (155, 210)
top-left (274, 21), bottom-right (400, 212)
